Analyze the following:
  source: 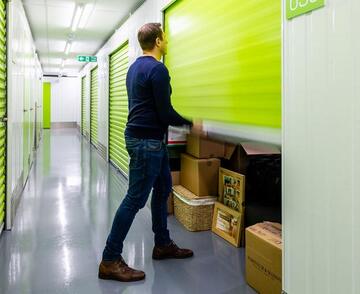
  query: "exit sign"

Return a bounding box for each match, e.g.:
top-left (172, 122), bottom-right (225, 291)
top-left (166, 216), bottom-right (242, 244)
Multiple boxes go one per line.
top-left (287, 0), bottom-right (325, 19)
top-left (77, 55), bottom-right (97, 62)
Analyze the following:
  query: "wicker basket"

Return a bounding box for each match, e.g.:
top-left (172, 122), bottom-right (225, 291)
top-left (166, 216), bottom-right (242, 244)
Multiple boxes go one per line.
top-left (173, 185), bottom-right (217, 232)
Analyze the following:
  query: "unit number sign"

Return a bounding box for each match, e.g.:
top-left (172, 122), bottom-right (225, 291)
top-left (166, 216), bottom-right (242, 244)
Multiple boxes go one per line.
top-left (287, 0), bottom-right (325, 19)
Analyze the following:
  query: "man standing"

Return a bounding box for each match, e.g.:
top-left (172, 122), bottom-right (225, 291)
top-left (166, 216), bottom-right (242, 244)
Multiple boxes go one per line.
top-left (99, 23), bottom-right (198, 282)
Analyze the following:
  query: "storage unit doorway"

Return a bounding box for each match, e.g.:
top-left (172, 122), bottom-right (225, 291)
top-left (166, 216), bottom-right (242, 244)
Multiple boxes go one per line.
top-left (90, 66), bottom-right (99, 148)
top-left (0, 0), bottom-right (6, 235)
top-left (108, 42), bottom-right (129, 176)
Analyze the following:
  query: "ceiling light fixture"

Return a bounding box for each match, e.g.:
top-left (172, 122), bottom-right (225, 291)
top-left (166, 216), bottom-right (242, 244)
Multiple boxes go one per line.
top-left (65, 42), bottom-right (72, 55)
top-left (71, 4), bottom-right (84, 32)
top-left (78, 4), bottom-right (94, 29)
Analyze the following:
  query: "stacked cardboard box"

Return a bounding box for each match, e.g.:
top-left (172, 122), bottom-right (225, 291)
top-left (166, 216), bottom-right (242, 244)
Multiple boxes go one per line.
top-left (173, 134), bottom-right (229, 230)
top-left (180, 134), bottom-right (225, 196)
top-left (246, 222), bottom-right (282, 294)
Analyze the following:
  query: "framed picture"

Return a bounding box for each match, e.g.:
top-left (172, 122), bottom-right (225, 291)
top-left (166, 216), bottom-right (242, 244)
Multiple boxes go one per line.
top-left (218, 167), bottom-right (245, 212)
top-left (212, 202), bottom-right (243, 247)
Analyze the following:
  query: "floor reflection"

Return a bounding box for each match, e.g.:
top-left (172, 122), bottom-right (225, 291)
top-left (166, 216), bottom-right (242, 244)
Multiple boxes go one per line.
top-left (0, 128), bottom-right (255, 294)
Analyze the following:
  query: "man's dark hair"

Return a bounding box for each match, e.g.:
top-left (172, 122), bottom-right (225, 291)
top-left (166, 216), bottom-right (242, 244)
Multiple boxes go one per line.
top-left (138, 23), bottom-right (163, 51)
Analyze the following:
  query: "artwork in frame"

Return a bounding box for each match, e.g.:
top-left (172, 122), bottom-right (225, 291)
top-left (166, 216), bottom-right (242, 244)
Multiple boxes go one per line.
top-left (218, 167), bottom-right (245, 212)
top-left (212, 202), bottom-right (243, 247)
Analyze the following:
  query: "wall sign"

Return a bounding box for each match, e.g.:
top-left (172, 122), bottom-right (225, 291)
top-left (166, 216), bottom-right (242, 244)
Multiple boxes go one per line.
top-left (287, 0), bottom-right (325, 19)
top-left (77, 55), bottom-right (97, 62)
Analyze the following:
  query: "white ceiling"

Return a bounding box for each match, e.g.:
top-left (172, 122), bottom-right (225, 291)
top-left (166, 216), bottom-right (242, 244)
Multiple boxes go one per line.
top-left (23, 0), bottom-right (145, 76)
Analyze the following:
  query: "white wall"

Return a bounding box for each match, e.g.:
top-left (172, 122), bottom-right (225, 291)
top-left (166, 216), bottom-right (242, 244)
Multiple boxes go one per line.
top-left (7, 0), bottom-right (42, 229)
top-left (283, 0), bottom-right (360, 293)
top-left (43, 77), bottom-right (81, 123)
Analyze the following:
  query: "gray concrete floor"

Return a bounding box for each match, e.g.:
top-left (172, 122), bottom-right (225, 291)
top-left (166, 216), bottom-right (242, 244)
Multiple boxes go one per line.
top-left (0, 128), bottom-right (256, 294)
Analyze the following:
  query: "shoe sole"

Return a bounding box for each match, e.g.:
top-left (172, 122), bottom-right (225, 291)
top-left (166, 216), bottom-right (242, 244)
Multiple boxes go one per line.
top-left (98, 272), bottom-right (145, 282)
top-left (152, 253), bottom-right (194, 260)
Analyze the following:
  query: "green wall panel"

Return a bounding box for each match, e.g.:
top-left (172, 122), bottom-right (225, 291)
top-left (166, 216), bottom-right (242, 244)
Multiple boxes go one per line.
top-left (43, 82), bottom-right (51, 129)
top-left (90, 67), bottom-right (98, 147)
top-left (109, 43), bottom-right (129, 175)
top-left (0, 0), bottom-right (5, 230)
top-left (164, 0), bottom-right (281, 128)
top-left (81, 76), bottom-right (89, 138)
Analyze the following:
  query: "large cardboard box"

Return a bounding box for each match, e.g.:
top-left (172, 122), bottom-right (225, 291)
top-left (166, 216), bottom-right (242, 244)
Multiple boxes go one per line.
top-left (168, 171), bottom-right (180, 215)
top-left (224, 142), bottom-right (281, 174)
top-left (246, 222), bottom-right (282, 294)
top-left (180, 153), bottom-right (220, 196)
top-left (186, 134), bottom-right (226, 159)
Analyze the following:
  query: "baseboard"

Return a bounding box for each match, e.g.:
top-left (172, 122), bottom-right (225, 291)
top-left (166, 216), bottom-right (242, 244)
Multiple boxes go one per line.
top-left (51, 122), bottom-right (77, 129)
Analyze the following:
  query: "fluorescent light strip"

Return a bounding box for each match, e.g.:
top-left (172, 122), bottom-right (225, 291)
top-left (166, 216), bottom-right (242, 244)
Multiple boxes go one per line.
top-left (71, 5), bottom-right (84, 32)
top-left (78, 4), bottom-right (94, 29)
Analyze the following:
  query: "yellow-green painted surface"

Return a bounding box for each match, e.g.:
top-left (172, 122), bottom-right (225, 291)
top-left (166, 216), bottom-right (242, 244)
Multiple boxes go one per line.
top-left (109, 43), bottom-right (129, 175)
top-left (164, 0), bottom-right (281, 128)
top-left (90, 67), bottom-right (98, 147)
top-left (81, 76), bottom-right (89, 138)
top-left (0, 0), bottom-right (6, 229)
top-left (43, 82), bottom-right (51, 129)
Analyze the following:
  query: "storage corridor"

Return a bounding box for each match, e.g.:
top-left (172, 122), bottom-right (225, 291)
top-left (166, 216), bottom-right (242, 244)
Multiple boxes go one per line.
top-left (0, 128), bottom-right (255, 294)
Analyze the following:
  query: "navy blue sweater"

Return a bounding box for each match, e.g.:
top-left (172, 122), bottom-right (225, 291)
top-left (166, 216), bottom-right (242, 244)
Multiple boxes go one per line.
top-left (125, 56), bottom-right (192, 140)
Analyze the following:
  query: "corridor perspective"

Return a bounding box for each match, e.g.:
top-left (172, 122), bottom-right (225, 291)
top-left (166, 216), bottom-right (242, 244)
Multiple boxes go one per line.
top-left (0, 129), bottom-right (255, 294)
top-left (1, 0), bottom-right (360, 293)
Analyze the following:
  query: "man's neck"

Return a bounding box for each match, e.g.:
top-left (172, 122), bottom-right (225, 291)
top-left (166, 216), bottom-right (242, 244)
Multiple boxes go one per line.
top-left (143, 51), bottom-right (162, 61)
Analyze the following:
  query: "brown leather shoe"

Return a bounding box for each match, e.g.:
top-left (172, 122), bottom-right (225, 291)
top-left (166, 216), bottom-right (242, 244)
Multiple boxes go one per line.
top-left (98, 257), bottom-right (145, 282)
top-left (152, 241), bottom-right (194, 260)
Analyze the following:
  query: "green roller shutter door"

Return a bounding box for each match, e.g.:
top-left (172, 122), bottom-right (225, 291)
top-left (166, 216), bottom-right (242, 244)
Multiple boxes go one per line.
top-left (90, 67), bottom-right (98, 147)
top-left (164, 0), bottom-right (281, 128)
top-left (81, 76), bottom-right (88, 137)
top-left (109, 43), bottom-right (129, 175)
top-left (0, 0), bottom-right (6, 232)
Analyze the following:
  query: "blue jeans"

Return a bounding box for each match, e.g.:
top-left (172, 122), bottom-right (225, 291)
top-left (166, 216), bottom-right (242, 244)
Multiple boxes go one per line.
top-left (102, 136), bottom-right (172, 261)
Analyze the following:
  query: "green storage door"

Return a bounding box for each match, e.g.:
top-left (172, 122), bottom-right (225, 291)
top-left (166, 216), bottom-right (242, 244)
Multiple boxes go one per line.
top-left (164, 0), bottom-right (281, 128)
top-left (43, 82), bottom-right (51, 129)
top-left (81, 76), bottom-right (89, 137)
top-left (90, 67), bottom-right (98, 147)
top-left (0, 0), bottom-right (6, 232)
top-left (109, 43), bottom-right (129, 175)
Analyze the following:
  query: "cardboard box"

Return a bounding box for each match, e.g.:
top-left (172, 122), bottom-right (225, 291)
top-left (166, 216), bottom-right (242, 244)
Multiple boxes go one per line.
top-left (168, 171), bottom-right (180, 215)
top-left (224, 142), bottom-right (281, 174)
top-left (186, 134), bottom-right (226, 159)
top-left (180, 153), bottom-right (220, 196)
top-left (172, 171), bottom-right (180, 186)
top-left (246, 222), bottom-right (282, 294)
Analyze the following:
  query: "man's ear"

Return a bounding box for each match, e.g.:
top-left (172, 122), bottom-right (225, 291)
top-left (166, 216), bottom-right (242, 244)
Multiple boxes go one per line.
top-left (155, 37), bottom-right (161, 47)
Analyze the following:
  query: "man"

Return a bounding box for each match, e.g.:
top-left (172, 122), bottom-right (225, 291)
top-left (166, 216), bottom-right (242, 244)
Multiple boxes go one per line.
top-left (99, 23), bottom-right (200, 282)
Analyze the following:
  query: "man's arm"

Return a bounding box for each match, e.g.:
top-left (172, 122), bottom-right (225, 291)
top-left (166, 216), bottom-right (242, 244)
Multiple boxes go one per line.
top-left (151, 63), bottom-right (192, 127)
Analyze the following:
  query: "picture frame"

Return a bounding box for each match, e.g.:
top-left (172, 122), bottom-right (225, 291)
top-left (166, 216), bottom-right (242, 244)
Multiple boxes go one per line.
top-left (212, 202), bottom-right (243, 247)
top-left (218, 167), bottom-right (245, 212)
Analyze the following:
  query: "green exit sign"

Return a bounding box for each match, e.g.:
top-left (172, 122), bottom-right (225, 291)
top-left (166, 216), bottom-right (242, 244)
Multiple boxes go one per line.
top-left (287, 0), bottom-right (325, 19)
top-left (77, 55), bottom-right (97, 62)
